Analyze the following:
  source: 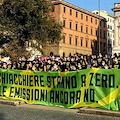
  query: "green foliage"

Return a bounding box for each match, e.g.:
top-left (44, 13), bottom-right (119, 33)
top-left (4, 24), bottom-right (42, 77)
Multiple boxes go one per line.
top-left (0, 0), bottom-right (62, 59)
top-left (1, 40), bottom-right (31, 61)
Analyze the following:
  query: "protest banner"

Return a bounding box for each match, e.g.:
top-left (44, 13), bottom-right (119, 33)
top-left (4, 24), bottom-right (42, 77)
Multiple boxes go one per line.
top-left (0, 68), bottom-right (120, 110)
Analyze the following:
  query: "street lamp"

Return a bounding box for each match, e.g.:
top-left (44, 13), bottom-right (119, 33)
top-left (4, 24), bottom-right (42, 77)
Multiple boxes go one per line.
top-left (98, 0), bottom-right (101, 56)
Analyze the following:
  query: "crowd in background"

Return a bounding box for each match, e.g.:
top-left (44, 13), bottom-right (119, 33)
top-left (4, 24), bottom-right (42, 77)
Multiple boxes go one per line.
top-left (0, 53), bottom-right (120, 72)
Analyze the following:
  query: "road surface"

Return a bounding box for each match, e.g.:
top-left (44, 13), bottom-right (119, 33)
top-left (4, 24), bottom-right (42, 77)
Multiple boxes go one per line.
top-left (0, 104), bottom-right (119, 120)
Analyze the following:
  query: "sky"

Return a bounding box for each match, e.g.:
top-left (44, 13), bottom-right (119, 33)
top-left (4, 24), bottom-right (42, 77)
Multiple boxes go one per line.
top-left (65, 0), bottom-right (120, 15)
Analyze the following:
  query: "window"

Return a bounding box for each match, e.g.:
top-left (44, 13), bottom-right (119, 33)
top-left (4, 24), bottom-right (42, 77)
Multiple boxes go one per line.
top-left (110, 26), bottom-right (112, 30)
top-left (96, 12), bottom-right (98, 14)
top-left (81, 37), bottom-right (83, 46)
top-left (100, 42), bottom-right (102, 51)
top-left (95, 19), bottom-right (97, 25)
top-left (91, 28), bottom-right (93, 35)
top-left (103, 31), bottom-right (106, 39)
top-left (91, 17), bottom-right (93, 23)
top-left (81, 24), bottom-right (83, 32)
top-left (63, 6), bottom-right (66, 13)
top-left (76, 11), bottom-right (78, 17)
top-left (86, 26), bottom-right (88, 34)
top-left (104, 21), bottom-right (106, 28)
top-left (95, 41), bottom-right (98, 50)
top-left (108, 39), bottom-right (110, 44)
top-left (63, 19), bottom-right (66, 27)
top-left (70, 9), bottom-right (72, 15)
top-left (108, 25), bottom-right (109, 29)
top-left (86, 15), bottom-right (88, 21)
top-left (81, 13), bottom-right (83, 19)
top-left (108, 32), bottom-right (109, 37)
top-left (96, 29), bottom-right (98, 36)
top-left (104, 43), bottom-right (106, 51)
top-left (86, 39), bottom-right (88, 47)
top-left (91, 40), bottom-right (93, 48)
top-left (76, 23), bottom-right (78, 31)
top-left (113, 40), bottom-right (115, 46)
top-left (100, 29), bottom-right (102, 38)
top-left (69, 21), bottom-right (72, 29)
top-left (100, 21), bottom-right (101, 26)
top-left (69, 35), bottom-right (72, 44)
top-left (63, 35), bottom-right (65, 43)
top-left (75, 36), bottom-right (78, 46)
top-left (108, 18), bottom-right (109, 21)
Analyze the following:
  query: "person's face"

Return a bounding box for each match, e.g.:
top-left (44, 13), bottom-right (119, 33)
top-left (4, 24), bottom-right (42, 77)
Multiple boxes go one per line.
top-left (33, 61), bottom-right (36, 63)
top-left (22, 57), bottom-right (25, 61)
top-left (104, 64), bottom-right (108, 69)
top-left (54, 63), bottom-right (57, 66)
top-left (3, 63), bottom-right (7, 67)
top-left (29, 62), bottom-right (32, 66)
top-left (95, 61), bottom-right (98, 65)
top-left (92, 61), bottom-right (95, 66)
top-left (32, 65), bottom-right (36, 71)
top-left (102, 61), bottom-right (105, 66)
top-left (71, 58), bottom-right (74, 61)
top-left (48, 60), bottom-right (51, 63)
top-left (67, 57), bottom-right (69, 60)
top-left (114, 58), bottom-right (118, 62)
top-left (102, 61), bottom-right (105, 63)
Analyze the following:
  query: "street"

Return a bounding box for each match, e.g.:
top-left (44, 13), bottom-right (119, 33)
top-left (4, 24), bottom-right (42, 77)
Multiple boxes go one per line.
top-left (0, 104), bottom-right (119, 120)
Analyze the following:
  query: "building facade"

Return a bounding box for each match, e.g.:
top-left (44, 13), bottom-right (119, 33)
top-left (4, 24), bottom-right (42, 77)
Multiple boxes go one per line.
top-left (92, 10), bottom-right (114, 58)
top-left (112, 3), bottom-right (120, 56)
top-left (44, 0), bottom-right (107, 56)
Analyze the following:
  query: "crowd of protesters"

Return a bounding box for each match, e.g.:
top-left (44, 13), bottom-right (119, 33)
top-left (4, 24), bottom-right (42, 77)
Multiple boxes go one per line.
top-left (0, 53), bottom-right (120, 72)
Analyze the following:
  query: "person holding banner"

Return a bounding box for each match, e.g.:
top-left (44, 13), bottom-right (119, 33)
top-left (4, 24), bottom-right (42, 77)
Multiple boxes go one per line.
top-left (45, 59), bottom-right (53, 72)
top-left (27, 61), bottom-right (33, 71)
top-left (112, 57), bottom-right (120, 69)
top-left (104, 54), bottom-right (110, 65)
top-left (51, 62), bottom-right (59, 71)
top-left (76, 62), bottom-right (82, 70)
top-left (81, 55), bottom-right (88, 69)
top-left (91, 60), bottom-right (99, 68)
top-left (19, 56), bottom-right (28, 70)
top-left (97, 54), bottom-right (103, 67)
top-left (2, 62), bottom-right (7, 69)
top-left (7, 60), bottom-right (13, 69)
top-left (58, 59), bottom-right (67, 72)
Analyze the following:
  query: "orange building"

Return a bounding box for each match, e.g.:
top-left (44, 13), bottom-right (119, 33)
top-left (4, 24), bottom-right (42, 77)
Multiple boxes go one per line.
top-left (43, 0), bottom-right (107, 56)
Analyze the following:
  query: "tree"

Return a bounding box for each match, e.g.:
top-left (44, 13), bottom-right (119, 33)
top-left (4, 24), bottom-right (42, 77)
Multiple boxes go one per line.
top-left (1, 40), bottom-right (31, 61)
top-left (0, 0), bottom-right (62, 60)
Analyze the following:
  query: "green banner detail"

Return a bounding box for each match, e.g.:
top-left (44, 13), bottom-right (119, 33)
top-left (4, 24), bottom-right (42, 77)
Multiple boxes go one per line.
top-left (0, 68), bottom-right (120, 110)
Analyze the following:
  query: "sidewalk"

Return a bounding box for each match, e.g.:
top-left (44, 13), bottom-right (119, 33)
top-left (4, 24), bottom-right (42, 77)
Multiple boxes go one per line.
top-left (0, 99), bottom-right (25, 106)
top-left (0, 99), bottom-right (120, 117)
top-left (78, 107), bottom-right (120, 117)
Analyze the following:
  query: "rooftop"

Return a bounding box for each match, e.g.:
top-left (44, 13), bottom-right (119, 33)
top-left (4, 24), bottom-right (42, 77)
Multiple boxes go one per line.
top-left (52, 0), bottom-right (106, 21)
